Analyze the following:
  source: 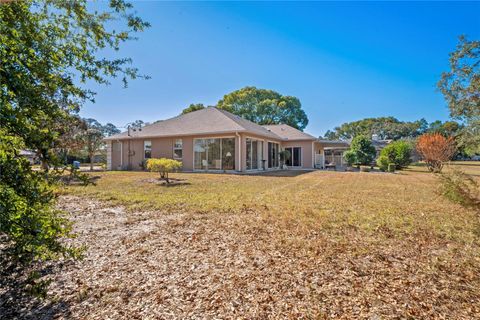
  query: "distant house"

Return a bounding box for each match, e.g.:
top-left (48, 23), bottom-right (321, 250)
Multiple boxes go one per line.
top-left (105, 107), bottom-right (346, 172)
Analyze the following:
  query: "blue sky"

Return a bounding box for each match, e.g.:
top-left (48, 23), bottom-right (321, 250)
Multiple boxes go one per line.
top-left (80, 1), bottom-right (480, 137)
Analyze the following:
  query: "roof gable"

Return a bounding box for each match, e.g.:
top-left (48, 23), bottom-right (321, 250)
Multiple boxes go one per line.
top-left (262, 124), bottom-right (316, 141)
top-left (106, 107), bottom-right (281, 140)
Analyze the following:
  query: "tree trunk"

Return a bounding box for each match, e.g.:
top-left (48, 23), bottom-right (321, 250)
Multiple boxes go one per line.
top-left (90, 153), bottom-right (94, 171)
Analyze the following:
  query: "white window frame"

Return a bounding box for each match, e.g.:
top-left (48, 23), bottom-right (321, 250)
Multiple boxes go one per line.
top-left (192, 136), bottom-right (236, 171)
top-left (267, 140), bottom-right (281, 169)
top-left (245, 136), bottom-right (265, 171)
top-left (283, 146), bottom-right (303, 167)
top-left (173, 139), bottom-right (183, 160)
top-left (144, 140), bottom-right (152, 159)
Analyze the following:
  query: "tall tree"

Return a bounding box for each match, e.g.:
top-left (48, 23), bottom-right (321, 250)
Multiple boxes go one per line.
top-left (217, 86), bottom-right (309, 130)
top-left (0, 0), bottom-right (147, 274)
top-left (81, 119), bottom-right (105, 171)
top-left (181, 103), bottom-right (206, 114)
top-left (324, 117), bottom-right (428, 140)
top-left (438, 36), bottom-right (480, 155)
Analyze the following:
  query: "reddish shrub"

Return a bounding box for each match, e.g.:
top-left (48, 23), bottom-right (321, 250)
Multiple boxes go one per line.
top-left (416, 133), bottom-right (456, 173)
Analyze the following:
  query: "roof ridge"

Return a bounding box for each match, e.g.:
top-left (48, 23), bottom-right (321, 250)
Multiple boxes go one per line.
top-left (214, 108), bottom-right (281, 135)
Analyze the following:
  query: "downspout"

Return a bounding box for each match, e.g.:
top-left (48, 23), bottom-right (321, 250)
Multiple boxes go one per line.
top-left (119, 139), bottom-right (123, 168)
top-left (235, 132), bottom-right (241, 172)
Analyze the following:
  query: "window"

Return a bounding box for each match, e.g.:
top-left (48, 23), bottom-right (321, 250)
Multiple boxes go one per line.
top-left (173, 139), bottom-right (183, 160)
top-left (284, 147), bottom-right (302, 167)
top-left (246, 138), bottom-right (263, 170)
top-left (144, 140), bottom-right (152, 159)
top-left (194, 138), bottom-right (235, 170)
top-left (268, 142), bottom-right (279, 168)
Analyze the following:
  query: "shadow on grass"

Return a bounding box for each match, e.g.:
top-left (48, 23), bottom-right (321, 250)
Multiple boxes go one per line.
top-left (142, 177), bottom-right (191, 187)
top-left (0, 243), bottom-right (72, 320)
top-left (242, 170), bottom-right (315, 177)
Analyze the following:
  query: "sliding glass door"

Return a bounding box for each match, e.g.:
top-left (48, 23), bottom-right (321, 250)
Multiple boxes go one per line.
top-left (194, 138), bottom-right (235, 171)
top-left (284, 147), bottom-right (302, 167)
top-left (246, 138), bottom-right (263, 170)
top-left (268, 142), bottom-right (280, 168)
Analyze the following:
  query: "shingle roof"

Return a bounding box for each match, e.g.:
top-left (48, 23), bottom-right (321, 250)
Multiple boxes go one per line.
top-left (105, 107), bottom-right (281, 140)
top-left (262, 124), bottom-right (316, 141)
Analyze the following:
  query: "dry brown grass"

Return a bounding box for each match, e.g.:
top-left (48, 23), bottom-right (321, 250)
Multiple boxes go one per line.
top-left (7, 162), bottom-right (478, 319)
top-left (67, 163), bottom-right (479, 242)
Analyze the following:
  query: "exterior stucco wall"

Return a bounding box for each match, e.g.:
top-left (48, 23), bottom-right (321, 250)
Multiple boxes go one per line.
top-left (109, 134), bottom-right (317, 171)
top-left (282, 140), bottom-right (315, 169)
top-left (110, 133), bottom-right (242, 171)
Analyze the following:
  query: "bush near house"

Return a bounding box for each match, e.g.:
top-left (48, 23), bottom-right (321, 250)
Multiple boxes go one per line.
top-left (377, 140), bottom-right (413, 171)
top-left (146, 158), bottom-right (182, 183)
top-left (344, 135), bottom-right (376, 167)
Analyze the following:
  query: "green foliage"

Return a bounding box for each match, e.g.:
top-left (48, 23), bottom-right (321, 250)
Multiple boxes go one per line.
top-left (323, 117), bottom-right (428, 140)
top-left (0, 132), bottom-right (81, 262)
top-left (438, 169), bottom-right (480, 210)
top-left (217, 86), bottom-right (309, 130)
top-left (345, 136), bottom-right (376, 166)
top-left (376, 155), bottom-right (389, 171)
top-left (376, 140), bottom-right (413, 170)
top-left (387, 163), bottom-right (396, 173)
top-left (76, 118), bottom-right (120, 171)
top-left (427, 120), bottom-right (462, 137)
top-left (343, 150), bottom-right (357, 166)
top-left (438, 36), bottom-right (479, 122)
top-left (61, 165), bottom-right (96, 186)
top-left (181, 103), bottom-right (207, 114)
top-left (438, 36), bottom-right (480, 155)
top-left (146, 158), bottom-right (182, 183)
top-left (0, 0), bottom-right (147, 288)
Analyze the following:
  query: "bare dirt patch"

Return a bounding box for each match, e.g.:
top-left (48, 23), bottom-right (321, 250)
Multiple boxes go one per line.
top-left (3, 194), bottom-right (479, 319)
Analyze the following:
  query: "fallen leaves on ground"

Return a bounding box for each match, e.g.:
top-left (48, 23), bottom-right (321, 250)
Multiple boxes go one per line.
top-left (3, 195), bottom-right (480, 319)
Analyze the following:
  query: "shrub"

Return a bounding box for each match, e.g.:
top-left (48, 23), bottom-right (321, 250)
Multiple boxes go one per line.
top-left (344, 135), bottom-right (376, 166)
top-left (387, 163), bottom-right (396, 173)
top-left (377, 140), bottom-right (413, 170)
top-left (416, 133), bottom-right (456, 173)
top-left (377, 155), bottom-right (389, 171)
top-left (146, 158), bottom-right (182, 183)
top-left (344, 150), bottom-right (357, 166)
top-left (438, 169), bottom-right (479, 210)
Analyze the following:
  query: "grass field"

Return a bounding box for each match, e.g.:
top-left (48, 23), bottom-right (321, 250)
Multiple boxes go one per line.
top-left (12, 162), bottom-right (478, 319)
top-left (68, 162), bottom-right (480, 242)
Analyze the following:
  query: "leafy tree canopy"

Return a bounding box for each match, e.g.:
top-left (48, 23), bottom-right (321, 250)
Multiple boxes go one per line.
top-left (216, 86), bottom-right (309, 130)
top-left (344, 135), bottom-right (377, 166)
top-left (324, 117), bottom-right (428, 141)
top-left (181, 103), bottom-right (207, 114)
top-left (438, 36), bottom-right (480, 121)
top-left (438, 36), bottom-right (480, 156)
top-left (0, 0), bottom-right (147, 270)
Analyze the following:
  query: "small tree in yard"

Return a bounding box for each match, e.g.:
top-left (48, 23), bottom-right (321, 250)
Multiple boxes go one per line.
top-left (147, 158), bottom-right (182, 183)
top-left (343, 135), bottom-right (376, 167)
top-left (416, 133), bottom-right (456, 173)
top-left (377, 140), bottom-right (413, 171)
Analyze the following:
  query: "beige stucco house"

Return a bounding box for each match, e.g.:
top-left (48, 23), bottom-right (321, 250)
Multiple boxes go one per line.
top-left (105, 107), bottom-right (349, 172)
